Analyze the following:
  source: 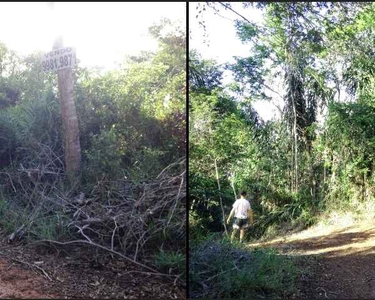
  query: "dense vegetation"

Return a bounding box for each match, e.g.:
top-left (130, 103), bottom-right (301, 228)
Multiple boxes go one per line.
top-left (0, 19), bottom-right (186, 284)
top-left (190, 2), bottom-right (375, 298)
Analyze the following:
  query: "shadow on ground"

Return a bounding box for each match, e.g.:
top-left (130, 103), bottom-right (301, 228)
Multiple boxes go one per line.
top-left (249, 223), bottom-right (375, 299)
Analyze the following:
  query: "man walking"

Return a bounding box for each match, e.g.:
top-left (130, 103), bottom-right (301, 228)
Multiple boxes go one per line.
top-left (226, 190), bottom-right (254, 243)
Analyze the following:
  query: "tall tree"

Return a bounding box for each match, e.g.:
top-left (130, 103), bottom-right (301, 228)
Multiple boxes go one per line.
top-left (54, 35), bottom-right (81, 184)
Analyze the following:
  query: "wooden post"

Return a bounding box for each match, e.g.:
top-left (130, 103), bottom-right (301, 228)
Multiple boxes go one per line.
top-left (53, 35), bottom-right (81, 185)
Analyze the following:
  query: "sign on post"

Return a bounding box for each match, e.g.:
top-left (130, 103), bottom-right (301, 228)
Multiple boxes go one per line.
top-left (41, 47), bottom-right (77, 73)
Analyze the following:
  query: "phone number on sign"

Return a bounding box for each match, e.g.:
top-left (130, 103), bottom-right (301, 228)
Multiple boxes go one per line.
top-left (42, 54), bottom-right (75, 72)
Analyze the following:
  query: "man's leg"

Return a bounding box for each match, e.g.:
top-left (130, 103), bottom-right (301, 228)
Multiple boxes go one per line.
top-left (231, 228), bottom-right (238, 243)
top-left (240, 229), bottom-right (245, 243)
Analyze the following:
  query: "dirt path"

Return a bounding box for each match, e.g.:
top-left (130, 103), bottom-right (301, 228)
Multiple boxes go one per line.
top-left (0, 235), bottom-right (185, 299)
top-left (247, 220), bottom-right (375, 299)
top-left (0, 258), bottom-right (56, 298)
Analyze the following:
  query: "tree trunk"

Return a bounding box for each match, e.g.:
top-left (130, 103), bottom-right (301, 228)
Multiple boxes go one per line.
top-left (230, 171), bottom-right (237, 200)
top-left (214, 158), bottom-right (228, 236)
top-left (53, 36), bottom-right (81, 185)
top-left (292, 92), bottom-right (298, 193)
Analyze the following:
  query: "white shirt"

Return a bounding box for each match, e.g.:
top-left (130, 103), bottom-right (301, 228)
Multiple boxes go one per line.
top-left (233, 198), bottom-right (251, 219)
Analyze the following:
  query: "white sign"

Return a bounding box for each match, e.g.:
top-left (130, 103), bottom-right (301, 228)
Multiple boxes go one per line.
top-left (41, 47), bottom-right (77, 73)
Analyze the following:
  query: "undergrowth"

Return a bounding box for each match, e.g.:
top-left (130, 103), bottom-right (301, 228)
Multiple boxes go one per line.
top-left (189, 233), bottom-right (296, 299)
top-left (0, 157), bottom-right (186, 285)
top-left (155, 247), bottom-right (186, 280)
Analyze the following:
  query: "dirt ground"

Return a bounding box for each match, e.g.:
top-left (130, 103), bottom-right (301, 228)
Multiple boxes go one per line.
top-left (0, 234), bottom-right (185, 299)
top-left (247, 220), bottom-right (375, 299)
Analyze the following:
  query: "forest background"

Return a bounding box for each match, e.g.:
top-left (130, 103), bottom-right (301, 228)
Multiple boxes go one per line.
top-left (189, 2), bottom-right (375, 298)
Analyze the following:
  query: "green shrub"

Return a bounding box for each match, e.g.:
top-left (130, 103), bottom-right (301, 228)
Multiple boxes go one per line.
top-left (0, 200), bottom-right (72, 242)
top-left (154, 248), bottom-right (186, 278)
top-left (28, 213), bottom-right (71, 241)
top-left (0, 198), bottom-right (18, 233)
top-left (190, 235), bottom-right (296, 299)
top-left (129, 147), bottom-right (166, 180)
top-left (189, 210), bottom-right (210, 244)
top-left (84, 129), bottom-right (123, 181)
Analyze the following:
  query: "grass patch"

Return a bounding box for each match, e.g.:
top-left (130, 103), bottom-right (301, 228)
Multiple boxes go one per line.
top-left (27, 213), bottom-right (71, 241)
top-left (189, 234), bottom-right (296, 299)
top-left (0, 197), bottom-right (21, 233)
top-left (154, 247), bottom-right (186, 279)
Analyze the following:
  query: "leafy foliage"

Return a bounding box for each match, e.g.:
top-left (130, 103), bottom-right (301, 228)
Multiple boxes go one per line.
top-left (190, 1), bottom-right (375, 242)
top-left (0, 20), bottom-right (186, 280)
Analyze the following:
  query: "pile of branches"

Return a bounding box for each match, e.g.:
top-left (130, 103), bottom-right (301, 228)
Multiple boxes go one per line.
top-left (82, 161), bottom-right (184, 256)
top-left (49, 156), bottom-right (186, 258)
top-left (0, 147), bottom-right (185, 281)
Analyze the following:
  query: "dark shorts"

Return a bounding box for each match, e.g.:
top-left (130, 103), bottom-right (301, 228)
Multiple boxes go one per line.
top-left (233, 217), bottom-right (249, 230)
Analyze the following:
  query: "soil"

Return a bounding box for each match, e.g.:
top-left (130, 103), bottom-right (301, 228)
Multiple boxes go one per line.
top-left (247, 220), bottom-right (375, 299)
top-left (0, 234), bottom-right (185, 299)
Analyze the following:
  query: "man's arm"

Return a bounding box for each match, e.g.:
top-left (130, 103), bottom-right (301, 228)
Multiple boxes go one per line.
top-left (248, 209), bottom-right (254, 225)
top-left (227, 207), bottom-right (235, 224)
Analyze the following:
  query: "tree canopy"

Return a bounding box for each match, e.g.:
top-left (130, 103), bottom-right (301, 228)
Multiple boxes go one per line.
top-left (190, 0), bottom-right (375, 241)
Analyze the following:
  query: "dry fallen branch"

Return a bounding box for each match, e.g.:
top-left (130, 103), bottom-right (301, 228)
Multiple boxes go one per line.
top-left (35, 239), bottom-right (176, 279)
top-left (11, 258), bottom-right (53, 282)
top-left (2, 156), bottom-right (186, 285)
top-left (8, 224), bottom-right (26, 244)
